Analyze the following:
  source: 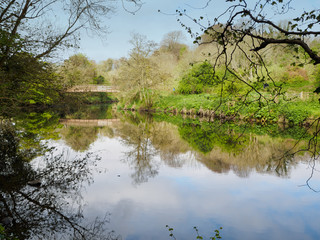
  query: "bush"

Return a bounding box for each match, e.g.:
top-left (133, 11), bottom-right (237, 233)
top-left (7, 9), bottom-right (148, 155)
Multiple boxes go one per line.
top-left (93, 75), bottom-right (105, 84)
top-left (177, 61), bottom-right (220, 94)
top-left (280, 103), bottom-right (311, 124)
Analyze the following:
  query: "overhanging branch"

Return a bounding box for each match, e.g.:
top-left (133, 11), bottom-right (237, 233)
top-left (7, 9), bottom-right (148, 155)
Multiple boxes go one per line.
top-left (250, 37), bottom-right (320, 65)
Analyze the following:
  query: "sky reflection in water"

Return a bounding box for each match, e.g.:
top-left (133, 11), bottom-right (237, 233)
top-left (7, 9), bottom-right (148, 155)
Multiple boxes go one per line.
top-left (52, 124), bottom-right (320, 240)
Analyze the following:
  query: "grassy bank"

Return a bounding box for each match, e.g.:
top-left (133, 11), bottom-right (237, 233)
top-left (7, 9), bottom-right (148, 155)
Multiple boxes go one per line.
top-left (117, 92), bottom-right (320, 125)
top-left (153, 93), bottom-right (320, 125)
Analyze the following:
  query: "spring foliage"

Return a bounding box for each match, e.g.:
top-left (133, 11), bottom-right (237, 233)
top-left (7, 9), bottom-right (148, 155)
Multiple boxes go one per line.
top-left (177, 61), bottom-right (220, 94)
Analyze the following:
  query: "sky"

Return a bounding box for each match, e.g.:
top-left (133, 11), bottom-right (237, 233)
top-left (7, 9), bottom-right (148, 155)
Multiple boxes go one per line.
top-left (65, 0), bottom-right (319, 63)
top-left (73, 0), bottom-right (213, 62)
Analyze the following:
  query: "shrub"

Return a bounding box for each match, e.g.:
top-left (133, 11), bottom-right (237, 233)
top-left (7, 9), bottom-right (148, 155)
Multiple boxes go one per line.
top-left (177, 61), bottom-right (220, 94)
top-left (280, 103), bottom-right (311, 124)
top-left (93, 75), bottom-right (105, 84)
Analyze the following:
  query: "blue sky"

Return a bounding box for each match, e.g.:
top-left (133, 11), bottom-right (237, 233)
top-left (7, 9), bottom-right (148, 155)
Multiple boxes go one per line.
top-left (68, 0), bottom-right (319, 62)
top-left (75, 0), bottom-right (210, 62)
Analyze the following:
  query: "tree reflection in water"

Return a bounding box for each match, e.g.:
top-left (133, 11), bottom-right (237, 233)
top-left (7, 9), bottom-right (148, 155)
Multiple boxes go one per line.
top-left (159, 114), bottom-right (309, 177)
top-left (60, 126), bottom-right (100, 152)
top-left (117, 116), bottom-right (159, 185)
top-left (0, 122), bottom-right (120, 240)
top-left (112, 112), bottom-right (313, 185)
top-left (55, 107), bottom-right (318, 189)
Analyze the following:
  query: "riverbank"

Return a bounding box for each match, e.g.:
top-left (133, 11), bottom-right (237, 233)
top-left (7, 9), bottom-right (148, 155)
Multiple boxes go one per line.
top-left (115, 93), bottom-right (320, 125)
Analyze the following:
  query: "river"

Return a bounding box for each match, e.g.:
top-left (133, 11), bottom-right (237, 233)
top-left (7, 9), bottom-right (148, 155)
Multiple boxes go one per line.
top-left (1, 104), bottom-right (320, 240)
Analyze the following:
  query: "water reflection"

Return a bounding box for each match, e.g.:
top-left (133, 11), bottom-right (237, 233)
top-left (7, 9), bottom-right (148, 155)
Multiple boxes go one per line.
top-left (12, 110), bottom-right (62, 155)
top-left (0, 122), bottom-right (119, 240)
top-left (57, 110), bottom-right (317, 181)
top-left (193, 134), bottom-right (299, 178)
top-left (60, 126), bottom-right (100, 152)
top-left (113, 113), bottom-right (313, 180)
top-left (155, 114), bottom-right (314, 177)
top-left (63, 104), bottom-right (114, 120)
top-left (3, 105), bottom-right (320, 239)
top-left (117, 117), bottom-right (159, 185)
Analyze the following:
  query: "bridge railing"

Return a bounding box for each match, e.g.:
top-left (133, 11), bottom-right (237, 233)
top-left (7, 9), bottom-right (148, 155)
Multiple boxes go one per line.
top-left (66, 85), bottom-right (119, 93)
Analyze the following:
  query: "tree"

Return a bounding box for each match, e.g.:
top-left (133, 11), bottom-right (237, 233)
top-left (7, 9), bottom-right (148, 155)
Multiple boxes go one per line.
top-left (0, 0), bottom-right (142, 62)
top-left (175, 0), bottom-right (320, 159)
top-left (160, 30), bottom-right (188, 60)
top-left (177, 0), bottom-right (320, 102)
top-left (0, 52), bottom-right (62, 112)
top-left (60, 53), bottom-right (97, 87)
top-left (101, 58), bottom-right (114, 72)
top-left (116, 33), bottom-right (168, 108)
top-left (0, 0), bottom-right (142, 113)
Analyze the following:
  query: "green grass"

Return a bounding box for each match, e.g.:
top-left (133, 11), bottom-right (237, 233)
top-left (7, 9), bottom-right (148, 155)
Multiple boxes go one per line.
top-left (154, 93), bottom-right (221, 111)
top-left (152, 92), bottom-right (320, 124)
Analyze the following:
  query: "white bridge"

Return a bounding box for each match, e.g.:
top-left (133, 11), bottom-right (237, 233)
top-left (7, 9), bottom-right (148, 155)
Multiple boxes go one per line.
top-left (66, 85), bottom-right (119, 93)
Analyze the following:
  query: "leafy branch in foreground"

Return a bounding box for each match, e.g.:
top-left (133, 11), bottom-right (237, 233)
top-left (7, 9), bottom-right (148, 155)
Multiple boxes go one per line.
top-left (167, 0), bottom-right (320, 163)
top-left (175, 0), bottom-right (320, 106)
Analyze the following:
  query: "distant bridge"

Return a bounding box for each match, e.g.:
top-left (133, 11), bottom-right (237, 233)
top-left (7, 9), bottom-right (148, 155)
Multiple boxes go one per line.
top-left (66, 85), bottom-right (119, 93)
top-left (60, 119), bottom-right (120, 127)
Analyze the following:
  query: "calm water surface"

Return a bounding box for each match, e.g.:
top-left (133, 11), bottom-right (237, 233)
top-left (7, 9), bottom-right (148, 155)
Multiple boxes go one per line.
top-left (76, 137), bottom-right (320, 240)
top-left (2, 105), bottom-right (320, 239)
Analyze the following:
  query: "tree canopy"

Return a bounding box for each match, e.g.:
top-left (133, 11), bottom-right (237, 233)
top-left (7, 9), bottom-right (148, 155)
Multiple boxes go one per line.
top-left (176, 0), bottom-right (320, 101)
top-left (0, 0), bottom-right (142, 114)
top-left (116, 33), bottom-right (167, 108)
top-left (0, 0), bottom-right (142, 62)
